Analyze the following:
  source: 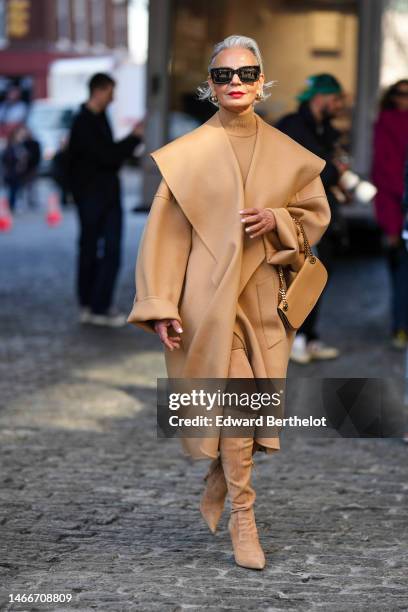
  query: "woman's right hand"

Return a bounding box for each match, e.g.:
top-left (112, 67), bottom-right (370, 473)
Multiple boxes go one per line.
top-left (154, 319), bottom-right (183, 351)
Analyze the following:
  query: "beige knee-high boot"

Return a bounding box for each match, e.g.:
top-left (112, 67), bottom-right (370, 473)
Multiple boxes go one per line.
top-left (200, 443), bottom-right (259, 533)
top-left (220, 436), bottom-right (265, 570)
top-left (200, 457), bottom-right (228, 533)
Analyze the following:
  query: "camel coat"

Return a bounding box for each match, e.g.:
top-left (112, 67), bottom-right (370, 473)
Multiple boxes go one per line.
top-left (127, 110), bottom-right (331, 459)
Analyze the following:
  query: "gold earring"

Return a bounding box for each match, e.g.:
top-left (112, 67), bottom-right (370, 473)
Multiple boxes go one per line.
top-left (255, 91), bottom-right (262, 101)
top-left (210, 93), bottom-right (218, 103)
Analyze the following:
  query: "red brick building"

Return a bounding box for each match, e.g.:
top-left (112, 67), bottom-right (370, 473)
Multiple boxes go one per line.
top-left (0, 0), bottom-right (129, 99)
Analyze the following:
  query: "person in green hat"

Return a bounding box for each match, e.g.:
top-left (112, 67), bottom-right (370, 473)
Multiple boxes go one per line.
top-left (275, 73), bottom-right (347, 364)
top-left (296, 73), bottom-right (344, 103)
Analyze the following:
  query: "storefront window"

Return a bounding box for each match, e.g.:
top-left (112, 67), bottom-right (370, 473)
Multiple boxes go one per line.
top-left (73, 0), bottom-right (88, 49)
top-left (56, 0), bottom-right (71, 45)
top-left (91, 0), bottom-right (106, 48)
top-left (0, 0), bottom-right (6, 47)
top-left (113, 0), bottom-right (128, 49)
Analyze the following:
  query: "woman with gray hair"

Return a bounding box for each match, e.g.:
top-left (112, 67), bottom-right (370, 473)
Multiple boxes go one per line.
top-left (128, 34), bottom-right (331, 569)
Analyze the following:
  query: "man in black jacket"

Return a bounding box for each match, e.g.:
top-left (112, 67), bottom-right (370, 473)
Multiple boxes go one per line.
top-left (68, 72), bottom-right (143, 326)
top-left (275, 74), bottom-right (346, 364)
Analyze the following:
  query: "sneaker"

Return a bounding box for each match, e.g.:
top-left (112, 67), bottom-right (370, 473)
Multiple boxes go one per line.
top-left (307, 340), bottom-right (340, 360)
top-left (79, 306), bottom-right (91, 324)
top-left (87, 308), bottom-right (127, 328)
top-left (290, 334), bottom-right (311, 364)
top-left (391, 330), bottom-right (408, 350)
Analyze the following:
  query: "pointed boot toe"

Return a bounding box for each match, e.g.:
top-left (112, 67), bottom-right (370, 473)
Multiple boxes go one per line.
top-left (200, 458), bottom-right (227, 533)
top-left (200, 499), bottom-right (223, 534)
top-left (228, 508), bottom-right (266, 570)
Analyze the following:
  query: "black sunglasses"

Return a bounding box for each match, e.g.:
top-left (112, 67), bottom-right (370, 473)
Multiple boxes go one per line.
top-left (210, 65), bottom-right (261, 84)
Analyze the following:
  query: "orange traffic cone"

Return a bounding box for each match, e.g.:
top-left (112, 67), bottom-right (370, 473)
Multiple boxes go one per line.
top-left (0, 195), bottom-right (13, 232)
top-left (46, 192), bottom-right (63, 227)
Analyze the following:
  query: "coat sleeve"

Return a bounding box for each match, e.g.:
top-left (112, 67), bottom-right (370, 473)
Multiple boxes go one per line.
top-left (127, 179), bottom-right (192, 333)
top-left (262, 174), bottom-right (331, 271)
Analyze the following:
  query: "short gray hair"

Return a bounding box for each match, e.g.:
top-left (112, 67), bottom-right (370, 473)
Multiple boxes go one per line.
top-left (197, 34), bottom-right (276, 107)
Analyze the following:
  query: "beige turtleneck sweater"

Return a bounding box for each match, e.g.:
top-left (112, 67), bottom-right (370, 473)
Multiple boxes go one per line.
top-left (218, 106), bottom-right (257, 185)
top-left (218, 107), bottom-right (259, 352)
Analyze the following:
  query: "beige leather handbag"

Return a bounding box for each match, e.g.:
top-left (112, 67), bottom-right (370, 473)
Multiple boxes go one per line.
top-left (277, 215), bottom-right (328, 330)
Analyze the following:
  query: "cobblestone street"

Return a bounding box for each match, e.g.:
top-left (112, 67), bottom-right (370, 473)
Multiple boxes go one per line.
top-left (0, 205), bottom-right (407, 611)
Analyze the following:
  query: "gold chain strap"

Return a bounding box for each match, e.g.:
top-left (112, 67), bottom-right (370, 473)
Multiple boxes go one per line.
top-left (278, 215), bottom-right (316, 311)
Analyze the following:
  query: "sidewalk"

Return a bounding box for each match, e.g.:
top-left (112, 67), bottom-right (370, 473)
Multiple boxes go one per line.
top-left (0, 208), bottom-right (407, 611)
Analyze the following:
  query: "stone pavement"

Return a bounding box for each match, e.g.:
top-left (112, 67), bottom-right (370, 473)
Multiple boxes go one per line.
top-left (0, 207), bottom-right (407, 611)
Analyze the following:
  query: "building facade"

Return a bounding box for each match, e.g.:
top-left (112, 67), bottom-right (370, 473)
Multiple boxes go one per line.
top-left (0, 0), bottom-right (129, 99)
top-left (144, 0), bottom-right (388, 204)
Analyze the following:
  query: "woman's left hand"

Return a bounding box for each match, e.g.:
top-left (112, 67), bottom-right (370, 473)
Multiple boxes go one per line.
top-left (239, 207), bottom-right (276, 238)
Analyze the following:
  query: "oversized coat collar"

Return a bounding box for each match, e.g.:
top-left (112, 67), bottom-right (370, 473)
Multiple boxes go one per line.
top-left (150, 110), bottom-right (326, 291)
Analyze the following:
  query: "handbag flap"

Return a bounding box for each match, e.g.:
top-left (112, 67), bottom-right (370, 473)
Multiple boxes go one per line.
top-left (281, 258), bottom-right (328, 329)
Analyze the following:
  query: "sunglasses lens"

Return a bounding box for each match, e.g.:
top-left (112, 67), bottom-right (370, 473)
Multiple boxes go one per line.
top-left (211, 68), bottom-right (232, 84)
top-left (239, 67), bottom-right (260, 82)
